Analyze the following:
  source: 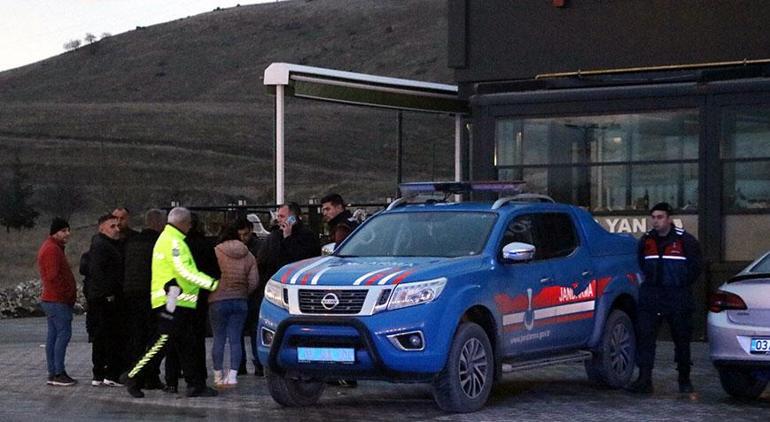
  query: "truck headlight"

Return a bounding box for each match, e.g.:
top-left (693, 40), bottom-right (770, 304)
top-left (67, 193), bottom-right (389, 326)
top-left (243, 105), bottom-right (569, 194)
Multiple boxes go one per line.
top-left (387, 277), bottom-right (447, 310)
top-left (264, 279), bottom-right (288, 309)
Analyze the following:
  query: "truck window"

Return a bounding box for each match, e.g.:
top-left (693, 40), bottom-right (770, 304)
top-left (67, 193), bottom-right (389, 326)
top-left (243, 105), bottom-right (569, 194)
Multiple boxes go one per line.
top-left (501, 212), bottom-right (578, 260)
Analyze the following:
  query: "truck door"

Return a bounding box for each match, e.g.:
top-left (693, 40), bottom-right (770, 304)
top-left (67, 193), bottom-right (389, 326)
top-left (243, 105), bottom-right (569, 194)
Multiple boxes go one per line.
top-left (536, 212), bottom-right (595, 349)
top-left (496, 213), bottom-right (555, 357)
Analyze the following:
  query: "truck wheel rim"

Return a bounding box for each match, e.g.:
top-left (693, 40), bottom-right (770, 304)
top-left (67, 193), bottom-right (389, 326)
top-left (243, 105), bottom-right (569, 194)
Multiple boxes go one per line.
top-left (609, 321), bottom-right (631, 376)
top-left (459, 337), bottom-right (487, 399)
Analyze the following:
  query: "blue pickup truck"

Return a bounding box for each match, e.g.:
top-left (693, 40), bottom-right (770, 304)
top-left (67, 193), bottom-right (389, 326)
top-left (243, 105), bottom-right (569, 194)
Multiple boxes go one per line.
top-left (257, 183), bottom-right (641, 412)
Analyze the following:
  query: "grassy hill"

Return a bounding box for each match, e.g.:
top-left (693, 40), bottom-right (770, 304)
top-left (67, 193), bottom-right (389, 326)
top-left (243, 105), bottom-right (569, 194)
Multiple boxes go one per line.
top-left (0, 0), bottom-right (454, 286)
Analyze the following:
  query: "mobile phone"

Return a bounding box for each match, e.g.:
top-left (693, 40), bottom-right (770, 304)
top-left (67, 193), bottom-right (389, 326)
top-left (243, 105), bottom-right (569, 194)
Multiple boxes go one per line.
top-left (286, 215), bottom-right (297, 225)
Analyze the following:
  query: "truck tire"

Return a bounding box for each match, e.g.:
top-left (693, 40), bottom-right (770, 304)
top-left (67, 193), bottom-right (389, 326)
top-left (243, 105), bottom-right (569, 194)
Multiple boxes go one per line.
top-left (585, 309), bottom-right (636, 388)
top-left (718, 367), bottom-right (768, 400)
top-left (432, 322), bottom-right (494, 413)
top-left (265, 367), bottom-right (325, 407)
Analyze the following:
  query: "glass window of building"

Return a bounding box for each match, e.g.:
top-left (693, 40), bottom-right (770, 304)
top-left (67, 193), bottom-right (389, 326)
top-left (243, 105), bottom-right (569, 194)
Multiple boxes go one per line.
top-left (495, 110), bottom-right (700, 212)
top-left (721, 106), bottom-right (770, 261)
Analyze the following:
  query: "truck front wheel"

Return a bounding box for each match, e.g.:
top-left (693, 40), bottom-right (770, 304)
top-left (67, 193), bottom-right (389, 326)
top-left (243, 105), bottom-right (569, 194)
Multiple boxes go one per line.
top-left (265, 368), bottom-right (325, 407)
top-left (432, 322), bottom-right (494, 413)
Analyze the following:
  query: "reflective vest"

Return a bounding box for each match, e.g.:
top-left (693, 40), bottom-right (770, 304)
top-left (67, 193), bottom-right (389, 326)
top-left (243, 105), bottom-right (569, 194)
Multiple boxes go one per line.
top-left (150, 224), bottom-right (218, 309)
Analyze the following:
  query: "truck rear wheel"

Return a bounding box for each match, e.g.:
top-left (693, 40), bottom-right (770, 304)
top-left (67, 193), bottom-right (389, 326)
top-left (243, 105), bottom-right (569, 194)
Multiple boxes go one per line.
top-left (585, 309), bottom-right (636, 388)
top-left (432, 322), bottom-right (494, 413)
top-left (265, 368), bottom-right (325, 407)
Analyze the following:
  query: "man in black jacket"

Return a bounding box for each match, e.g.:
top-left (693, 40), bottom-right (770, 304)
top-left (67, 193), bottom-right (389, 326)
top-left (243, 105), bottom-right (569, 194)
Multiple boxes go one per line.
top-left (87, 213), bottom-right (126, 387)
top-left (627, 202), bottom-right (702, 395)
top-left (122, 208), bottom-right (166, 390)
top-left (321, 193), bottom-right (359, 245)
top-left (258, 202), bottom-right (321, 281)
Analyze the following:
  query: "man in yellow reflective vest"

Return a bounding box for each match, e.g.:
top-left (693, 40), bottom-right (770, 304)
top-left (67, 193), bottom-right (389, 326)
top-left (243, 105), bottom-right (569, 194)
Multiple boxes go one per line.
top-left (122, 207), bottom-right (219, 398)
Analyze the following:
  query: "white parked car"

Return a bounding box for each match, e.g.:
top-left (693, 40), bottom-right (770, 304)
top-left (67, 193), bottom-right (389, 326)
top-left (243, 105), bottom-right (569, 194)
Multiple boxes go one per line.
top-left (708, 251), bottom-right (770, 399)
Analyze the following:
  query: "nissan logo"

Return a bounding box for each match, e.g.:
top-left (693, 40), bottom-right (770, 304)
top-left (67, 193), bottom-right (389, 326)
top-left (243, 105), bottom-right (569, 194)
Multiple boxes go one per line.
top-left (321, 293), bottom-right (340, 310)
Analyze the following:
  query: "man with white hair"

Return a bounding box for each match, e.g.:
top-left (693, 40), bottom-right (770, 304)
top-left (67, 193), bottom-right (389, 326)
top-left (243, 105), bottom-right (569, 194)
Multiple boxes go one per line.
top-left (122, 207), bottom-right (220, 398)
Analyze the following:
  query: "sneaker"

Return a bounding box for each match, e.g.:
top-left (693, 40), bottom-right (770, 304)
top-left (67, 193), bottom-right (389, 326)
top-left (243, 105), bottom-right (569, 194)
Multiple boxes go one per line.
top-left (47, 375), bottom-right (54, 385)
top-left (51, 373), bottom-right (77, 386)
top-left (186, 386), bottom-right (218, 397)
top-left (163, 385), bottom-right (178, 394)
top-left (102, 378), bottom-right (124, 387)
top-left (91, 379), bottom-right (103, 386)
top-left (337, 379), bottom-right (357, 388)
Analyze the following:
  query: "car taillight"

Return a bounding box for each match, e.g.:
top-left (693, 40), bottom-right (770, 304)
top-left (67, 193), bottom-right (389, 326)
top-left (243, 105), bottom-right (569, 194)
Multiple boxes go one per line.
top-left (708, 290), bottom-right (748, 313)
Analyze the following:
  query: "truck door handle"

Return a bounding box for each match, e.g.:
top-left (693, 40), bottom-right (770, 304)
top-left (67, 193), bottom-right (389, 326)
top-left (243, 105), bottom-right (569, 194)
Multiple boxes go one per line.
top-left (539, 277), bottom-right (552, 284)
top-left (581, 270), bottom-right (592, 277)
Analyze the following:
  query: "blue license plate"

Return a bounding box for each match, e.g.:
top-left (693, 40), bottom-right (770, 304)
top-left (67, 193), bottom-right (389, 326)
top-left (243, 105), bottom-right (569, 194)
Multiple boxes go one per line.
top-left (750, 338), bottom-right (770, 354)
top-left (297, 347), bottom-right (355, 363)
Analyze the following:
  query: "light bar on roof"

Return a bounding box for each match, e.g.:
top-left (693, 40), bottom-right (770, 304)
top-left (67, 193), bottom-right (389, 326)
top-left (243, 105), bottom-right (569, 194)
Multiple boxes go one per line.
top-left (399, 181), bottom-right (526, 195)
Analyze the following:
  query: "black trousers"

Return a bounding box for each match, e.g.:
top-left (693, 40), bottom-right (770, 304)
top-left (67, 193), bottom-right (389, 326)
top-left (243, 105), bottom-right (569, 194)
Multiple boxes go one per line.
top-left (89, 297), bottom-right (126, 381)
top-left (123, 293), bottom-right (160, 386)
top-left (636, 308), bottom-right (693, 372)
top-left (127, 307), bottom-right (205, 390)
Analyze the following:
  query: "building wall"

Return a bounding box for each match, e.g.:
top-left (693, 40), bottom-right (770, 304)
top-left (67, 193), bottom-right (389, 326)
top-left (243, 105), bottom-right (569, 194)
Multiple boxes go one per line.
top-left (449, 0), bottom-right (770, 88)
top-left (449, 1), bottom-right (770, 337)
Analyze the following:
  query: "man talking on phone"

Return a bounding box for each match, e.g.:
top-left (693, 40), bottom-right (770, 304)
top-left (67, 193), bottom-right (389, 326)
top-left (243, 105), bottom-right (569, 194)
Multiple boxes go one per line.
top-left (257, 202), bottom-right (321, 285)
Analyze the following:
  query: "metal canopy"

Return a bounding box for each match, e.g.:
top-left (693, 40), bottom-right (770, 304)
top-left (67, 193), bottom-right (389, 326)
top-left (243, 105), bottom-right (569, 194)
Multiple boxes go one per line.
top-left (263, 62), bottom-right (468, 203)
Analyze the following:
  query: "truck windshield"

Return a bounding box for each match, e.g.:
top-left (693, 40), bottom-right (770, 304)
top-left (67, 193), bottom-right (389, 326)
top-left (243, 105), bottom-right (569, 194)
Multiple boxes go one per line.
top-left (336, 211), bottom-right (497, 258)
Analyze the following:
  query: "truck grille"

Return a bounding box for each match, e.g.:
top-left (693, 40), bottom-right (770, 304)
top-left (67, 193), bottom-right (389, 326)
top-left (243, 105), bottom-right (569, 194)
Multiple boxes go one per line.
top-left (298, 289), bottom-right (368, 314)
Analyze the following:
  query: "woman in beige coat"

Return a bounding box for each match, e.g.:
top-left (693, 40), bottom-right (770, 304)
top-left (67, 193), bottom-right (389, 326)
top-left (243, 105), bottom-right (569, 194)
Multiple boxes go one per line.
top-left (209, 219), bottom-right (258, 387)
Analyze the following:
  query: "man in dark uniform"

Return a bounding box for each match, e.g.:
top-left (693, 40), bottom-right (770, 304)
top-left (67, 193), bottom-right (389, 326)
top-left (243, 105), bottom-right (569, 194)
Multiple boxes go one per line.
top-left (627, 202), bottom-right (702, 394)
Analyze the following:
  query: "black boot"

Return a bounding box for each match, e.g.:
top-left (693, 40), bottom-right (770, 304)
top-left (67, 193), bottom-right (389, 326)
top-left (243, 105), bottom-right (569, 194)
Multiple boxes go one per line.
top-left (123, 374), bottom-right (145, 398)
top-left (626, 367), bottom-right (653, 394)
top-left (187, 385), bottom-right (218, 397)
top-left (678, 367), bottom-right (694, 393)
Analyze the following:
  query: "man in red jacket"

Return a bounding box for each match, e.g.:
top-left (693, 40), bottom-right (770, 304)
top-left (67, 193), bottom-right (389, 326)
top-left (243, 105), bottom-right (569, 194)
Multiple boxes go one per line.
top-left (38, 217), bottom-right (77, 386)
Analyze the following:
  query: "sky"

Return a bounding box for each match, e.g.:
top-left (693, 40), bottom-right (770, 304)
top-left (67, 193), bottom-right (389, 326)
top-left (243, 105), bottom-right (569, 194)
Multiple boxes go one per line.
top-left (0, 0), bottom-right (274, 72)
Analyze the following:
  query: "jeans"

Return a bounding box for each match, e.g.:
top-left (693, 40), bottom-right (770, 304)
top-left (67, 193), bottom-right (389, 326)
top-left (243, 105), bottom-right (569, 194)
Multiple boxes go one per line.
top-left (209, 299), bottom-right (248, 371)
top-left (40, 301), bottom-right (73, 376)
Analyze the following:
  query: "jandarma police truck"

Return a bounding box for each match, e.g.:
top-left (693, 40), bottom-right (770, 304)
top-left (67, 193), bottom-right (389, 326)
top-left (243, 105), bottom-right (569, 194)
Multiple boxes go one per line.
top-left (257, 182), bottom-right (641, 412)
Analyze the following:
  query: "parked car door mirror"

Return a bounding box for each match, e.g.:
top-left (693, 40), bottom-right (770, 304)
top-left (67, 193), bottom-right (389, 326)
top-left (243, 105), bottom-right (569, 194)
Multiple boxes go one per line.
top-left (502, 242), bottom-right (535, 263)
top-left (321, 242), bottom-right (337, 256)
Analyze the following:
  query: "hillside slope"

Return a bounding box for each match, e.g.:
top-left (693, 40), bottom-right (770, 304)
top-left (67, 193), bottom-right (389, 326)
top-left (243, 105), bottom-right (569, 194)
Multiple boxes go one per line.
top-left (0, 0), bottom-right (454, 208)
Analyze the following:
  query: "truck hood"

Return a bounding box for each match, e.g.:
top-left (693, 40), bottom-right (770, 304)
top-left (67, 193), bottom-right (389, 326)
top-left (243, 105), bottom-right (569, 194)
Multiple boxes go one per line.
top-left (272, 255), bottom-right (483, 286)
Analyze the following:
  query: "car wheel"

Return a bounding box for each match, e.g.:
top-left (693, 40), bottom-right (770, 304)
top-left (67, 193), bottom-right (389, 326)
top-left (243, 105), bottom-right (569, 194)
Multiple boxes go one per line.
top-left (718, 367), bottom-right (768, 400)
top-left (432, 322), bottom-right (494, 413)
top-left (585, 309), bottom-right (636, 388)
top-left (265, 367), bottom-right (325, 407)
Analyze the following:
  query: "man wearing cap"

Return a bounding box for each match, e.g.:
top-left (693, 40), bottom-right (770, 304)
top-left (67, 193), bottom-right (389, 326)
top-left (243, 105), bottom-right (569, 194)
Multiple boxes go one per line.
top-left (627, 202), bottom-right (702, 394)
top-left (38, 217), bottom-right (77, 386)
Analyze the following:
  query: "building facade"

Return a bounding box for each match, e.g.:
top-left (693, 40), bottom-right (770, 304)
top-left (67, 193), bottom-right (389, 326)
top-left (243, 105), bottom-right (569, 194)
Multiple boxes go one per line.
top-left (448, 0), bottom-right (770, 333)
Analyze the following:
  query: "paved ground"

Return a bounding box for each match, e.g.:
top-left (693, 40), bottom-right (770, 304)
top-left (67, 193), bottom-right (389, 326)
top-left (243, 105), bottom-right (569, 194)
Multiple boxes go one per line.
top-left (1, 316), bottom-right (768, 421)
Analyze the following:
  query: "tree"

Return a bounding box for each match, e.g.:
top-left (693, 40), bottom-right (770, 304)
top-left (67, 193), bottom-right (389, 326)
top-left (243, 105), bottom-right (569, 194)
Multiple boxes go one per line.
top-left (100, 32), bottom-right (112, 39)
top-left (0, 155), bottom-right (39, 233)
top-left (63, 39), bottom-right (81, 50)
top-left (36, 183), bottom-right (87, 221)
top-left (84, 33), bottom-right (97, 44)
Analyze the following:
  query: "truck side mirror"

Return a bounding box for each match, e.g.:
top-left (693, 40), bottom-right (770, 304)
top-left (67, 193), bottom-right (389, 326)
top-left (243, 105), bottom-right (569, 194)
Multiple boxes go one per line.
top-left (321, 242), bottom-right (337, 256)
top-left (502, 242), bottom-right (535, 263)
